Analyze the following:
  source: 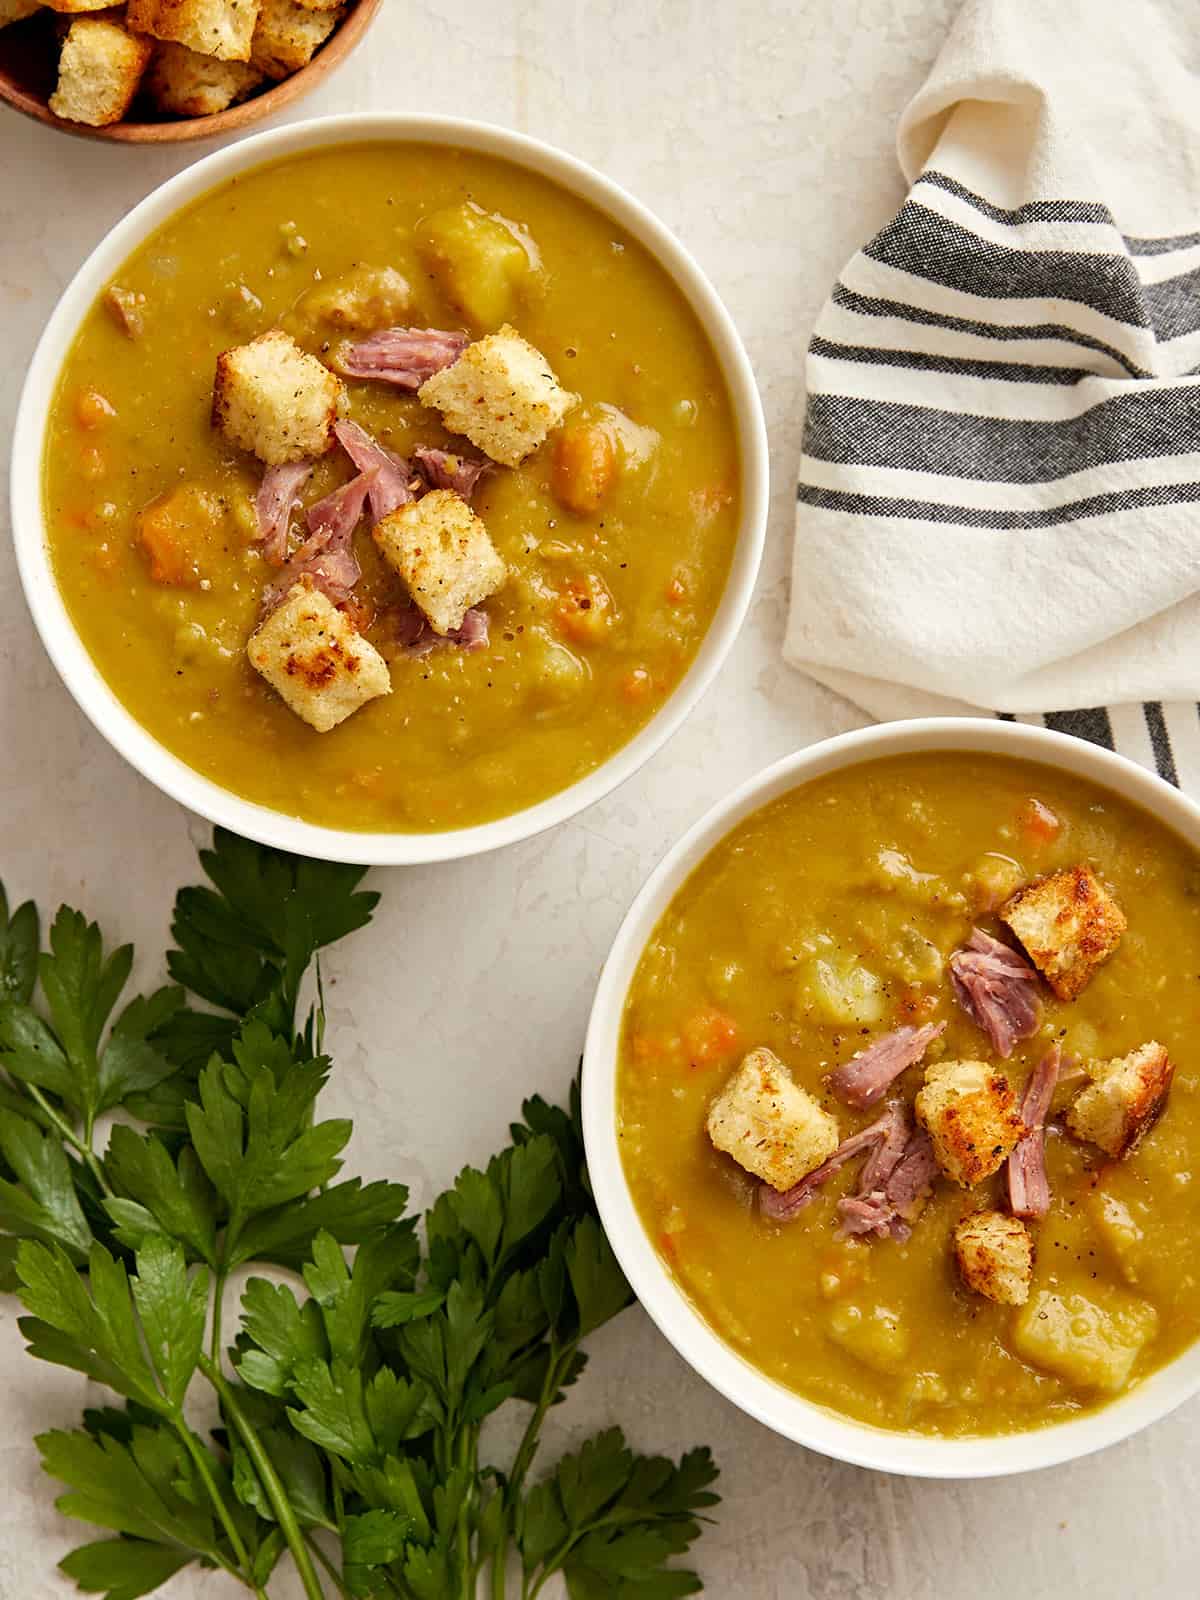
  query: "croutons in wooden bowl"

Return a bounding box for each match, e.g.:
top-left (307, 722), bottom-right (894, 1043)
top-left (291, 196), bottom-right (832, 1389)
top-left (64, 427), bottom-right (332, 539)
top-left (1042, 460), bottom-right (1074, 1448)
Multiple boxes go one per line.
top-left (0, 0), bottom-right (380, 141)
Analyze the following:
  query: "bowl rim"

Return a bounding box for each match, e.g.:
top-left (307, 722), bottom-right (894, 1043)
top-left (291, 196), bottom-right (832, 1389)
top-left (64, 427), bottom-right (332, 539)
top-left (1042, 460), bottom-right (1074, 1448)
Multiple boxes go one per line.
top-left (9, 112), bottom-right (768, 865)
top-left (0, 0), bottom-right (383, 144)
top-left (581, 716), bottom-right (1200, 1477)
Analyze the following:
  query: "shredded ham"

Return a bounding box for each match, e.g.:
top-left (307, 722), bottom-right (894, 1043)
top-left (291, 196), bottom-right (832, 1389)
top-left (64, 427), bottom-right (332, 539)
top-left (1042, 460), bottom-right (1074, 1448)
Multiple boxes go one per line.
top-left (413, 445), bottom-right (491, 501)
top-left (829, 1021), bottom-right (947, 1109)
top-left (340, 326), bottom-right (468, 389)
top-left (260, 470), bottom-right (376, 616)
top-left (254, 461), bottom-right (311, 566)
top-left (381, 598), bottom-right (490, 657)
top-left (760, 1106), bottom-right (905, 1224)
top-left (835, 1107), bottom-right (938, 1241)
top-left (949, 927), bottom-right (1042, 1058)
top-left (333, 419), bottom-right (415, 519)
top-left (1008, 1043), bottom-right (1061, 1220)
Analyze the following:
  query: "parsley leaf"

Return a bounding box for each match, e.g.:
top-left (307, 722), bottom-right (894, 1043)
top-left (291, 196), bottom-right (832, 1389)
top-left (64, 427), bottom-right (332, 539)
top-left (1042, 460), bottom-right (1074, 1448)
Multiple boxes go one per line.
top-left (0, 1106), bottom-right (93, 1260)
top-left (0, 884), bottom-right (39, 1004)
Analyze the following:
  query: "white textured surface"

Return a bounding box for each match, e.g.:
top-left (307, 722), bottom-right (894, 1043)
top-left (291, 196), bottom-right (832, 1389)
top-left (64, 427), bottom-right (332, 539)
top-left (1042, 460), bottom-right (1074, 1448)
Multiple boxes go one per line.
top-left (0, 1), bottom-right (1195, 1596)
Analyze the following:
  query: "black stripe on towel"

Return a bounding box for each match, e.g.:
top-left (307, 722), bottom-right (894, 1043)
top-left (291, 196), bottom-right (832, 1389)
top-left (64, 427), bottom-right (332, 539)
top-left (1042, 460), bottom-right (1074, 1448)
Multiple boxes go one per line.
top-left (1142, 271), bottom-right (1200, 344)
top-left (830, 285), bottom-right (1148, 378)
top-left (915, 172), bottom-right (1114, 229)
top-left (1143, 702), bottom-right (1179, 785)
top-left (804, 389), bottom-right (1200, 483)
top-left (1125, 230), bottom-right (1200, 258)
top-left (795, 480), bottom-right (1200, 530)
top-left (809, 337), bottom-right (1095, 385)
top-left (1043, 707), bottom-right (1115, 749)
top-left (865, 205), bottom-right (1149, 328)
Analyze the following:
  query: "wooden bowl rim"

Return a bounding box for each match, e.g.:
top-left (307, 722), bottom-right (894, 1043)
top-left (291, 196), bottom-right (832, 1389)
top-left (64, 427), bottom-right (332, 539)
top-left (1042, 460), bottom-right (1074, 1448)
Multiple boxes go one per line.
top-left (0, 0), bottom-right (382, 145)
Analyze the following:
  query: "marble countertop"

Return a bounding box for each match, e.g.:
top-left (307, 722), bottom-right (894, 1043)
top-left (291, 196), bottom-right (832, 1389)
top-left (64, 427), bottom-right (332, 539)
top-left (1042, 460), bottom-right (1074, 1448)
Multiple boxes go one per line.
top-left (1, 1), bottom-right (1196, 1595)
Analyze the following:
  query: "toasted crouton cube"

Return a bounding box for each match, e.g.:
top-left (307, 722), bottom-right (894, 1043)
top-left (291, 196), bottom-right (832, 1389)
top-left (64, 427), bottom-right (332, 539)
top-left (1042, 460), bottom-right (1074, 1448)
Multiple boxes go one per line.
top-left (419, 325), bottom-right (578, 467)
top-left (49, 17), bottom-right (153, 127)
top-left (250, 0), bottom-right (340, 78)
top-left (125, 0), bottom-right (259, 60)
top-left (213, 329), bottom-right (344, 466)
top-left (1066, 1041), bottom-right (1173, 1158)
top-left (954, 1211), bottom-right (1033, 1306)
top-left (144, 40), bottom-right (262, 113)
top-left (1000, 865), bottom-right (1126, 1001)
top-left (294, 0), bottom-right (340, 8)
top-left (1012, 1287), bottom-right (1158, 1391)
top-left (915, 1059), bottom-right (1025, 1188)
top-left (706, 1047), bottom-right (839, 1192)
top-left (0, 0), bottom-right (41, 24)
top-left (248, 583), bottom-right (390, 732)
top-left (39, 0), bottom-right (114, 13)
top-left (373, 490), bottom-right (506, 636)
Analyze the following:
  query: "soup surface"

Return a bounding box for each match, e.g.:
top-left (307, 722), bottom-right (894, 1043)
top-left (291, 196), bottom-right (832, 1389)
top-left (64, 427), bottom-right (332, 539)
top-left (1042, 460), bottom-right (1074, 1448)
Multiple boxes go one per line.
top-left (43, 142), bottom-right (740, 831)
top-left (617, 753), bottom-right (1200, 1436)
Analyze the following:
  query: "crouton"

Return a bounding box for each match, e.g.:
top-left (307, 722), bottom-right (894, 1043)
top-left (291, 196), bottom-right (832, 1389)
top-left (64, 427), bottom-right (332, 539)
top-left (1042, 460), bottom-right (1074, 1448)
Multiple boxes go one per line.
top-left (954, 1210), bottom-right (1033, 1306)
top-left (49, 16), bottom-right (153, 126)
top-left (0, 0), bottom-right (41, 25)
top-left (213, 329), bottom-right (344, 466)
top-left (373, 489), bottom-right (506, 636)
top-left (706, 1047), bottom-right (839, 1192)
top-left (1000, 864), bottom-right (1126, 1001)
top-left (294, 0), bottom-right (340, 8)
top-left (250, 0), bottom-right (340, 78)
top-left (915, 1059), bottom-right (1025, 1188)
top-left (418, 324), bottom-right (578, 467)
top-left (1012, 1287), bottom-right (1158, 1391)
top-left (39, 0), bottom-right (114, 13)
top-left (1066, 1041), bottom-right (1173, 1159)
top-left (144, 39), bottom-right (262, 113)
top-left (125, 0), bottom-right (260, 61)
top-left (247, 583), bottom-right (390, 733)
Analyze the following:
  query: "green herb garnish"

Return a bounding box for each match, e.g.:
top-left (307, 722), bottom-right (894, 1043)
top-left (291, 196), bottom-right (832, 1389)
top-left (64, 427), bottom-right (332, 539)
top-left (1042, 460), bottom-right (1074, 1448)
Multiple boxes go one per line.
top-left (0, 831), bottom-right (718, 1598)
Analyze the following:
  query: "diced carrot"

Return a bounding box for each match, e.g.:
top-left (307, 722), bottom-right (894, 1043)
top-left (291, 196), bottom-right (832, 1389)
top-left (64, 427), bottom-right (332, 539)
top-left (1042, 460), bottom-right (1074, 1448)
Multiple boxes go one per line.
top-left (76, 388), bottom-right (116, 430)
top-left (554, 572), bottom-right (615, 645)
top-left (665, 571), bottom-right (688, 605)
top-left (658, 1231), bottom-right (679, 1261)
top-left (683, 1006), bottom-right (740, 1066)
top-left (79, 446), bottom-right (107, 482)
top-left (630, 1033), bottom-right (664, 1062)
top-left (136, 485), bottom-right (225, 587)
top-left (621, 667), bottom-right (652, 703)
top-left (1021, 798), bottom-right (1061, 843)
top-left (551, 421), bottom-right (616, 515)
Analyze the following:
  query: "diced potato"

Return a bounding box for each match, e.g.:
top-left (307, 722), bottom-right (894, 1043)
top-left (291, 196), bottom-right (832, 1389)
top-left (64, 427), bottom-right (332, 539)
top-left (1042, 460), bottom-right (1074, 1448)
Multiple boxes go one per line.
top-left (795, 956), bottom-right (885, 1027)
top-left (418, 202), bottom-right (537, 330)
top-left (1011, 1287), bottom-right (1158, 1392)
top-left (292, 264), bottom-right (412, 333)
top-left (826, 1302), bottom-right (911, 1375)
top-left (1088, 1190), bottom-right (1144, 1285)
top-left (965, 852), bottom-right (1026, 913)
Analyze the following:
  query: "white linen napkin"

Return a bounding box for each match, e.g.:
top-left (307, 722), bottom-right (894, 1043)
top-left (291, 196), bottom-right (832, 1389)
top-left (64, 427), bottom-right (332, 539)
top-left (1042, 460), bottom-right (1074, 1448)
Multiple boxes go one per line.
top-left (783, 0), bottom-right (1200, 784)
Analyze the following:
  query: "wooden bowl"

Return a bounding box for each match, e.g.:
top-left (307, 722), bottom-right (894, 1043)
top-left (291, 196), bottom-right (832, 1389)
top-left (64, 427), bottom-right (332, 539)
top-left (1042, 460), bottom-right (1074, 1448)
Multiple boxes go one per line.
top-left (0, 0), bottom-right (381, 143)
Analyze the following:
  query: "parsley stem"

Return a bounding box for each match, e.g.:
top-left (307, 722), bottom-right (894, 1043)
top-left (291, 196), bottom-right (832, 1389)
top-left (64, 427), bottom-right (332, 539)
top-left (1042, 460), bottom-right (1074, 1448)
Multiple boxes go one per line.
top-left (201, 1355), bottom-right (327, 1600)
top-left (23, 1084), bottom-right (113, 1198)
top-left (210, 1264), bottom-right (229, 1366)
top-left (305, 1532), bottom-right (351, 1598)
top-left (173, 1420), bottom-right (255, 1584)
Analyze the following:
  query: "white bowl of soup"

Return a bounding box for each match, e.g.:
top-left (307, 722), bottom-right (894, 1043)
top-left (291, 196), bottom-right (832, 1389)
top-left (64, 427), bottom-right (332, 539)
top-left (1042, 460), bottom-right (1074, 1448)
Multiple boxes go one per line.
top-left (10, 114), bottom-right (766, 864)
top-left (583, 718), bottom-right (1200, 1476)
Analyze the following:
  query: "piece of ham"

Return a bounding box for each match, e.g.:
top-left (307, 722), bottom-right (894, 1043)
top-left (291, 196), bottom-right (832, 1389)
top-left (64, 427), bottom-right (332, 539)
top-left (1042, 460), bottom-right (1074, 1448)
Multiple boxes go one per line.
top-left (949, 927), bottom-right (1042, 1058)
top-left (382, 597), bottom-right (490, 657)
top-left (255, 461), bottom-right (311, 566)
top-left (412, 445), bottom-right (491, 501)
top-left (333, 419), bottom-right (415, 519)
top-left (760, 1106), bottom-right (904, 1224)
top-left (260, 470), bottom-right (375, 615)
top-left (340, 326), bottom-right (468, 390)
top-left (839, 1128), bottom-right (941, 1241)
top-left (1008, 1043), bottom-right (1061, 1220)
top-left (829, 1021), bottom-right (947, 1110)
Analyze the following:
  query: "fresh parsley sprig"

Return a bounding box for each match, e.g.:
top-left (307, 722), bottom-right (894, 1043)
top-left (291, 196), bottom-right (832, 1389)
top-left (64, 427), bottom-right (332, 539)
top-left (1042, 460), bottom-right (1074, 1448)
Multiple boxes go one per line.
top-left (0, 835), bottom-right (719, 1599)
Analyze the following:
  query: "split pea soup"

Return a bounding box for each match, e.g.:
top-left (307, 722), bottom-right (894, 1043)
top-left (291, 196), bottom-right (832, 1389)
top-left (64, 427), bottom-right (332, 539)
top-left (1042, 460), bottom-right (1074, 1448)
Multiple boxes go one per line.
top-left (43, 142), bottom-right (741, 832)
top-left (617, 752), bottom-right (1200, 1437)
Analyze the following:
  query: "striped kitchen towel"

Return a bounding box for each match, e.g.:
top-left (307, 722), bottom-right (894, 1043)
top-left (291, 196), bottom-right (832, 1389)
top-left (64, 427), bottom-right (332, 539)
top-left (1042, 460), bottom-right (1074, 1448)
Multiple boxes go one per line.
top-left (783, 0), bottom-right (1200, 788)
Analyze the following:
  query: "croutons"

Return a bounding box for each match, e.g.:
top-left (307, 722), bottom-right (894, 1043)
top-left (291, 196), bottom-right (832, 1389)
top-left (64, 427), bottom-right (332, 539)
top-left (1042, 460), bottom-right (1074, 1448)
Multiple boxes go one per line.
top-left (954, 1211), bottom-right (1033, 1306)
top-left (418, 325), bottom-right (578, 467)
top-left (49, 16), bottom-right (153, 126)
top-left (706, 1047), bottom-right (839, 1192)
top-left (0, 0), bottom-right (41, 25)
top-left (250, 0), bottom-right (340, 78)
top-left (40, 1), bottom-right (115, 14)
top-left (1000, 865), bottom-right (1126, 1001)
top-left (213, 329), bottom-right (344, 466)
top-left (915, 1059), bottom-right (1025, 1188)
top-left (1012, 1287), bottom-right (1158, 1391)
top-left (1066, 1041), bottom-right (1173, 1158)
top-left (125, 0), bottom-right (260, 61)
top-left (373, 490), bottom-right (506, 637)
top-left (144, 39), bottom-right (262, 113)
top-left (247, 583), bottom-right (390, 733)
